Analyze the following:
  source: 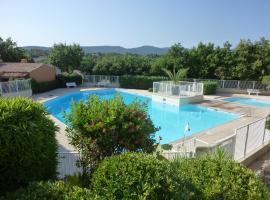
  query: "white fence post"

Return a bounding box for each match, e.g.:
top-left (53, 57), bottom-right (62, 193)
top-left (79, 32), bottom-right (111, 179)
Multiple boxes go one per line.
top-left (243, 124), bottom-right (250, 158)
top-left (0, 82), bottom-right (2, 96)
top-left (15, 80), bottom-right (19, 93)
top-left (222, 80), bottom-right (225, 88)
top-left (253, 81), bottom-right (255, 89)
top-left (262, 117), bottom-right (267, 145)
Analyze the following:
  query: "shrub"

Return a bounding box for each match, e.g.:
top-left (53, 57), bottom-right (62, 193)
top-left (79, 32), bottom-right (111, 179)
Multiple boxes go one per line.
top-left (266, 115), bottom-right (270, 130)
top-left (91, 152), bottom-right (197, 200)
top-left (175, 155), bottom-right (269, 200)
top-left (0, 97), bottom-right (58, 195)
top-left (3, 181), bottom-right (95, 200)
top-left (148, 87), bottom-right (153, 92)
top-left (262, 75), bottom-right (270, 85)
top-left (120, 75), bottom-right (167, 89)
top-left (161, 144), bottom-right (173, 150)
top-left (65, 95), bottom-right (158, 172)
top-left (201, 81), bottom-right (218, 95)
top-left (56, 72), bottom-right (82, 88)
top-left (31, 79), bottom-right (58, 94)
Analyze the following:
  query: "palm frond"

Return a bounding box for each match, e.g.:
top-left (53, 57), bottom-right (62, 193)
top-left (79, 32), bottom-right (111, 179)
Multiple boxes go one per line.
top-left (162, 68), bottom-right (187, 84)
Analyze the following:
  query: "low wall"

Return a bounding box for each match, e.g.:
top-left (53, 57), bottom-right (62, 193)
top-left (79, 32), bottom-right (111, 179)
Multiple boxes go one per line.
top-left (152, 94), bottom-right (179, 105)
top-left (179, 95), bottom-right (203, 105)
top-left (83, 82), bottom-right (120, 88)
top-left (2, 89), bottom-right (32, 97)
top-left (152, 94), bottom-right (203, 106)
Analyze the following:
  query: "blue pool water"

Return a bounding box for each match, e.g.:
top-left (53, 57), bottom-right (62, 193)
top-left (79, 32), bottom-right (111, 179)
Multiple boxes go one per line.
top-left (224, 97), bottom-right (270, 107)
top-left (44, 89), bottom-right (238, 144)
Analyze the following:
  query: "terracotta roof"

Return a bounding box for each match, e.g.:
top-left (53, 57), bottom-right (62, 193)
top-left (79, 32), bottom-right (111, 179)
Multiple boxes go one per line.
top-left (0, 72), bottom-right (29, 78)
top-left (0, 63), bottom-right (51, 73)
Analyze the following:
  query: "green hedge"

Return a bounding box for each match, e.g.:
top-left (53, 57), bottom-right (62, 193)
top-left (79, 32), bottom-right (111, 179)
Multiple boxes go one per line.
top-left (175, 155), bottom-right (269, 200)
top-left (56, 73), bottom-right (82, 88)
top-left (0, 97), bottom-right (58, 195)
top-left (120, 75), bottom-right (167, 90)
top-left (31, 79), bottom-right (58, 94)
top-left (201, 81), bottom-right (218, 95)
top-left (31, 73), bottom-right (83, 94)
top-left (262, 75), bottom-right (270, 85)
top-left (3, 181), bottom-right (95, 200)
top-left (91, 152), bottom-right (196, 200)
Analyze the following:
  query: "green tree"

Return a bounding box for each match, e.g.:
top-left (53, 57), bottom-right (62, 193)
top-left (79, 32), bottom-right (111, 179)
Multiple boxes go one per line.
top-left (80, 54), bottom-right (99, 74)
top-left (188, 42), bottom-right (216, 79)
top-left (48, 43), bottom-right (84, 72)
top-left (214, 42), bottom-right (236, 80)
top-left (0, 37), bottom-right (33, 62)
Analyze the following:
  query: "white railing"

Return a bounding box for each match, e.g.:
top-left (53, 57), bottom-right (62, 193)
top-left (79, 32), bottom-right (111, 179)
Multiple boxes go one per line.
top-left (200, 116), bottom-right (270, 161)
top-left (189, 78), bottom-right (269, 91)
top-left (57, 117), bottom-right (270, 178)
top-left (153, 81), bottom-right (204, 97)
top-left (57, 152), bottom-right (82, 179)
top-left (0, 79), bottom-right (32, 97)
top-left (216, 80), bottom-right (269, 90)
top-left (161, 151), bottom-right (194, 160)
top-left (233, 116), bottom-right (269, 161)
top-left (57, 150), bottom-right (194, 178)
top-left (83, 75), bottom-right (120, 87)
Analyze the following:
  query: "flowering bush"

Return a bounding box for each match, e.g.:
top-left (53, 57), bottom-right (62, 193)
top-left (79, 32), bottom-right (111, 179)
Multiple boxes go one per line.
top-left (65, 95), bottom-right (158, 171)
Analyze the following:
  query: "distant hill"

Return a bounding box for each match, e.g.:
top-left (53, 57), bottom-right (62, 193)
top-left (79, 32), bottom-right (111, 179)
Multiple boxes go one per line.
top-left (22, 45), bottom-right (169, 55)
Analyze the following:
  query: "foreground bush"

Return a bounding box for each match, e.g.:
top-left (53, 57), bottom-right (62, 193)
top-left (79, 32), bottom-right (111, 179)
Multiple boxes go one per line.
top-left (3, 181), bottom-right (94, 200)
top-left (175, 155), bottom-right (269, 200)
top-left (65, 95), bottom-right (158, 171)
top-left (0, 97), bottom-right (58, 195)
top-left (201, 81), bottom-right (218, 95)
top-left (120, 75), bottom-right (167, 89)
top-left (91, 153), bottom-right (197, 200)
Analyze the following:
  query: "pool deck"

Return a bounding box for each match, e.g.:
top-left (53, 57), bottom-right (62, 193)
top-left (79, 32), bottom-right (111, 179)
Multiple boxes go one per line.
top-left (171, 94), bottom-right (270, 147)
top-left (33, 88), bottom-right (270, 154)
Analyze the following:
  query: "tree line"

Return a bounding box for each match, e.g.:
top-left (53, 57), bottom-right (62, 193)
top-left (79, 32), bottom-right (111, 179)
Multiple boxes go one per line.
top-left (78, 38), bottom-right (270, 81)
top-left (1, 36), bottom-right (270, 81)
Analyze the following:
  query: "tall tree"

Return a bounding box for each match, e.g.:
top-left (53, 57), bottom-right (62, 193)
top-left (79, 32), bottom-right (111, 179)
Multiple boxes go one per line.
top-left (48, 43), bottom-right (84, 72)
top-left (0, 37), bottom-right (32, 62)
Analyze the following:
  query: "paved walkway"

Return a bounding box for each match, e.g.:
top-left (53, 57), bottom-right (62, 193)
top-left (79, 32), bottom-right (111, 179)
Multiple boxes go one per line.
top-left (248, 149), bottom-right (270, 173)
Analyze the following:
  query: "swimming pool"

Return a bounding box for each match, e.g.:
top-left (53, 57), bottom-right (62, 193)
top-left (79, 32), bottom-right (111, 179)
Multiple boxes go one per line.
top-left (44, 89), bottom-right (239, 144)
top-left (223, 97), bottom-right (270, 107)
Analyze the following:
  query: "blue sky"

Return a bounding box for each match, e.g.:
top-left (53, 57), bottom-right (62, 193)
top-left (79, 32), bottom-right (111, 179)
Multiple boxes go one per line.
top-left (1, 0), bottom-right (270, 47)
